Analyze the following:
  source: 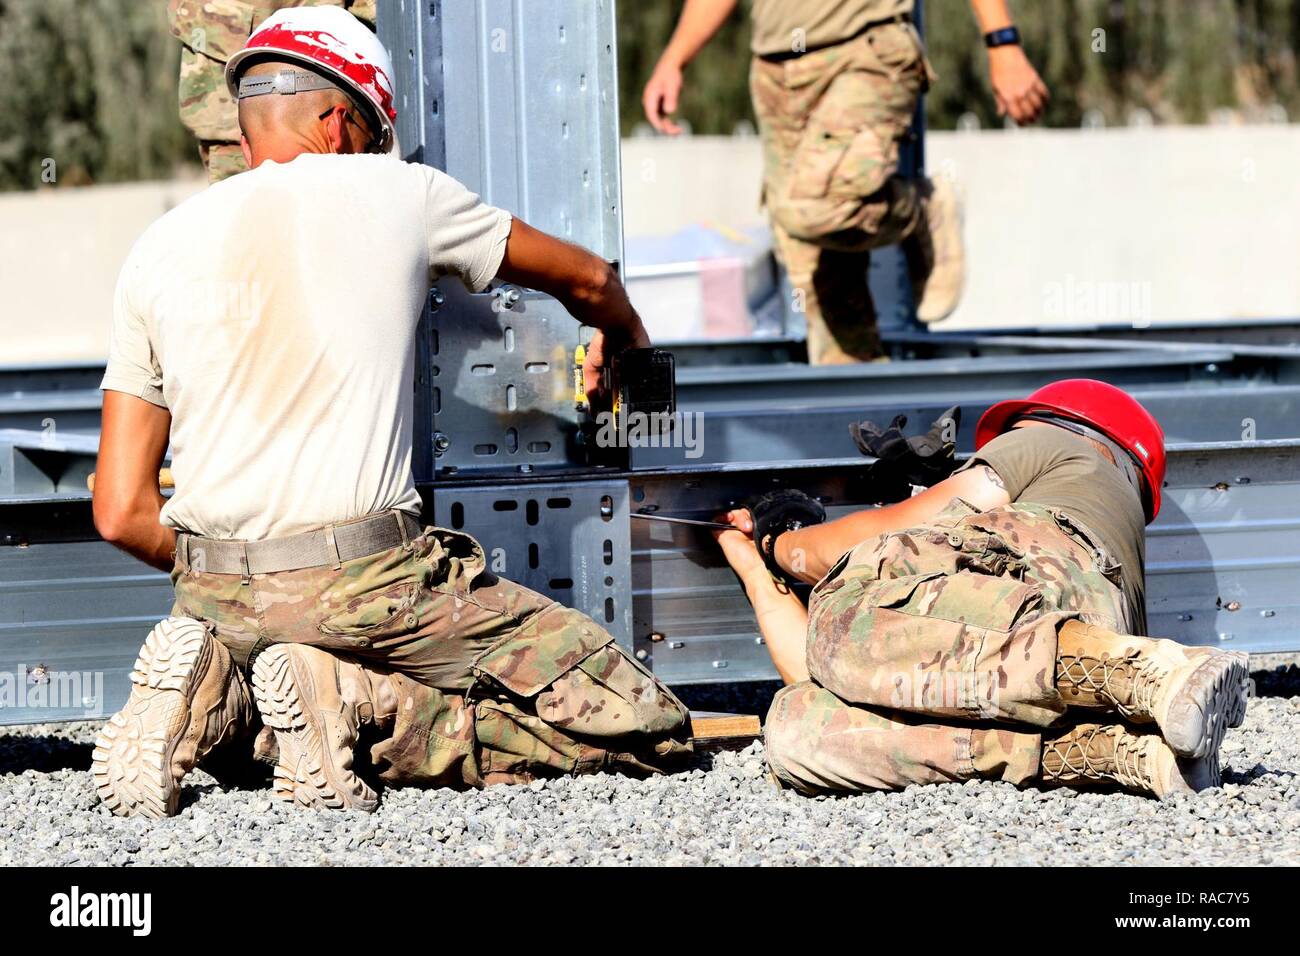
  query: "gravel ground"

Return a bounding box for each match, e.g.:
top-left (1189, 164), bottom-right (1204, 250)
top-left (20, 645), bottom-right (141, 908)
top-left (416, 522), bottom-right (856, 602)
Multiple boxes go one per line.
top-left (2, 656), bottom-right (1297, 867)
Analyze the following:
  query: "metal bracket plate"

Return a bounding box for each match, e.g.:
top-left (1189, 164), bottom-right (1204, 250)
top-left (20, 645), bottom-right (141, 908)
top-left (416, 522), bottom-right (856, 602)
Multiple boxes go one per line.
top-left (431, 479), bottom-right (632, 647)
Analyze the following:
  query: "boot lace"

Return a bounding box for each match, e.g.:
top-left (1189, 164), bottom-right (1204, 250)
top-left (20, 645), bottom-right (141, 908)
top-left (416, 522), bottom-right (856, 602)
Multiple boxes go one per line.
top-left (1058, 650), bottom-right (1161, 718)
top-left (1043, 726), bottom-right (1111, 782)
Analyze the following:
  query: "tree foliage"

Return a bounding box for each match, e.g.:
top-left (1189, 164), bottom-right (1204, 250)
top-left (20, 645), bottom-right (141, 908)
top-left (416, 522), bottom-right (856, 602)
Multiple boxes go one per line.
top-left (0, 0), bottom-right (192, 191)
top-left (0, 0), bottom-right (1296, 191)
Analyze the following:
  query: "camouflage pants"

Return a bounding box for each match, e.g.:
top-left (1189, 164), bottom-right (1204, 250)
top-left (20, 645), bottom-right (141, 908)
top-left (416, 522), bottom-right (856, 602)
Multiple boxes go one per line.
top-left (750, 21), bottom-right (931, 363)
top-left (172, 521), bottom-right (692, 788)
top-left (765, 499), bottom-right (1134, 794)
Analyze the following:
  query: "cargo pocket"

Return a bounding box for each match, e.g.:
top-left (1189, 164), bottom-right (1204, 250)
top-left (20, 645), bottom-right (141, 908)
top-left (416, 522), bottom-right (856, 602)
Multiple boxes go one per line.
top-left (316, 582), bottom-right (422, 651)
top-left (864, 21), bottom-right (924, 81)
top-left (469, 606), bottom-right (689, 781)
top-left (472, 606), bottom-right (612, 697)
top-left (809, 568), bottom-right (1048, 721)
top-left (168, 0), bottom-right (255, 61)
top-left (538, 643), bottom-right (689, 738)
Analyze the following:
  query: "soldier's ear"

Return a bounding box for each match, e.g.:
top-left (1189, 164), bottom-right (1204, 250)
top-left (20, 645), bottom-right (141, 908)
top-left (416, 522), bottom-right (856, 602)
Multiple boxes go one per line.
top-left (240, 134), bottom-right (253, 169)
top-left (321, 106), bottom-right (349, 154)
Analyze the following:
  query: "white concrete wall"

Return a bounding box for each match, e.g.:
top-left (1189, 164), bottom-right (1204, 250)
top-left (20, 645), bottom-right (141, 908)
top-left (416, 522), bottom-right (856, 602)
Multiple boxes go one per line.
top-left (2, 126), bottom-right (1297, 367)
top-left (0, 176), bottom-right (203, 365)
top-left (621, 126), bottom-right (1300, 331)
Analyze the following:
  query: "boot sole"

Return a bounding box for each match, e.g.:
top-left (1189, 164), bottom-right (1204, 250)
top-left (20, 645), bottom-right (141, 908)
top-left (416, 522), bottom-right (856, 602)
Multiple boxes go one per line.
top-left (251, 646), bottom-right (378, 813)
top-left (1162, 651), bottom-right (1251, 759)
top-left (91, 617), bottom-right (210, 818)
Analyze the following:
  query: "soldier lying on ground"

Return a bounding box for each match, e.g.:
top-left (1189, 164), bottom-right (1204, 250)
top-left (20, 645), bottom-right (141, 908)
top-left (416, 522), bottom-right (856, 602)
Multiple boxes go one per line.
top-left (713, 380), bottom-right (1250, 798)
top-left (90, 7), bottom-right (690, 818)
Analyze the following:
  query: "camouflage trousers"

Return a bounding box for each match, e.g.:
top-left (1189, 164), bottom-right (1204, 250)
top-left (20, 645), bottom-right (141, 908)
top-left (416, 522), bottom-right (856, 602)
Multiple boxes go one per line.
top-left (750, 21), bottom-right (932, 363)
top-left (172, 519), bottom-right (692, 788)
top-left (765, 499), bottom-right (1135, 794)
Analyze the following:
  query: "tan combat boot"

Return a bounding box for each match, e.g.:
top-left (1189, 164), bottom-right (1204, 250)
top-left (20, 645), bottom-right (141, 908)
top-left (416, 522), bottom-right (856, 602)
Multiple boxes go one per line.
top-left (1055, 620), bottom-right (1249, 759)
top-left (903, 176), bottom-right (965, 323)
top-left (1040, 722), bottom-right (1218, 799)
top-left (251, 644), bottom-right (399, 813)
top-left (93, 617), bottom-right (255, 818)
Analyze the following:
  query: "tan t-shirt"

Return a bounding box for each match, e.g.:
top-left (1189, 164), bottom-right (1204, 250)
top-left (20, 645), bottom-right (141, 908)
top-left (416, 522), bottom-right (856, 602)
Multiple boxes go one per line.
top-left (750, 0), bottom-right (914, 56)
top-left (102, 152), bottom-right (512, 541)
top-left (961, 425), bottom-right (1149, 635)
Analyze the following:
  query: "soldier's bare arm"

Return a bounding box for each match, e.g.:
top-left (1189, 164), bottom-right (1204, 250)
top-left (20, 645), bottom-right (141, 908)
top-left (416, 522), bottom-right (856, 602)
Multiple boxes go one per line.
top-left (768, 464), bottom-right (1014, 584)
top-left (712, 521), bottom-right (811, 684)
top-left (93, 391), bottom-right (176, 572)
top-left (970, 0), bottom-right (1049, 124)
top-left (642, 0), bottom-right (740, 135)
top-left (497, 216), bottom-right (651, 400)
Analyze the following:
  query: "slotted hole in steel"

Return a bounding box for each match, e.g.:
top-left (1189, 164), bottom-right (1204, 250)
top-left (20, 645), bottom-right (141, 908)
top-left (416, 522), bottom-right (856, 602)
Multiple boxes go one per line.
top-left (528, 441), bottom-right (552, 453)
top-left (504, 327), bottom-right (515, 352)
top-left (505, 427), bottom-right (518, 453)
top-left (549, 578), bottom-right (573, 590)
top-left (603, 539), bottom-right (613, 565)
top-left (525, 362), bottom-right (549, 373)
top-left (473, 443), bottom-right (498, 456)
top-left (450, 502), bottom-right (464, 529)
top-left (506, 383), bottom-right (517, 411)
top-left (471, 364), bottom-right (496, 376)
top-left (492, 500), bottom-right (518, 512)
top-left (600, 494), bottom-right (613, 520)
top-left (528, 543), bottom-right (539, 569)
top-left (604, 598), bottom-right (615, 624)
top-left (526, 500), bottom-right (539, 525)
top-left (433, 387), bottom-right (441, 414)
top-left (547, 497), bottom-right (571, 509)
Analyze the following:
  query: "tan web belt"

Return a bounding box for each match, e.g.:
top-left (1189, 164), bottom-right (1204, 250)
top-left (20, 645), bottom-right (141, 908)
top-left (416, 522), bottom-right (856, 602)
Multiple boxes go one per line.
top-left (176, 510), bottom-right (421, 576)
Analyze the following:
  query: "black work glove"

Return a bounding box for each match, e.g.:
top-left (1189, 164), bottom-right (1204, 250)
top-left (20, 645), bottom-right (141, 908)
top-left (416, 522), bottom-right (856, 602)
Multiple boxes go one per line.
top-left (748, 489), bottom-right (826, 587)
top-left (850, 405), bottom-right (962, 500)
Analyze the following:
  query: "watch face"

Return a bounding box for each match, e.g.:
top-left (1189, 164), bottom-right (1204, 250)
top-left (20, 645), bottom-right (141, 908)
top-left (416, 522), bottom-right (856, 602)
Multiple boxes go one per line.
top-left (986, 26), bottom-right (1021, 47)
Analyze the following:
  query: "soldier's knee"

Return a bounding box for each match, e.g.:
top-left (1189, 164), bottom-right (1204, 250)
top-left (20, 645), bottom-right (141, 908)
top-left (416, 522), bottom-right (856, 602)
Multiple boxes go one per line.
top-left (763, 683), bottom-right (830, 793)
top-left (770, 196), bottom-right (867, 251)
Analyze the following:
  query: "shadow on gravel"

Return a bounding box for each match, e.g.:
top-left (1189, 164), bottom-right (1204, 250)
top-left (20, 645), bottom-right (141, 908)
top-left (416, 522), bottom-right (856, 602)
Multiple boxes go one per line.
top-left (1250, 663), bottom-right (1300, 698)
top-left (0, 735), bottom-right (92, 774)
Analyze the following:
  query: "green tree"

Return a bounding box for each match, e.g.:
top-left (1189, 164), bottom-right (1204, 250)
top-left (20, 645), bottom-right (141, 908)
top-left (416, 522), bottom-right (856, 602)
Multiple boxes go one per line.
top-left (0, 0), bottom-right (194, 191)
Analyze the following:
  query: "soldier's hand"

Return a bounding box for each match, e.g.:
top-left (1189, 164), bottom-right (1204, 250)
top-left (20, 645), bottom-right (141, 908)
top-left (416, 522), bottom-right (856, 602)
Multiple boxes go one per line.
top-left (988, 45), bottom-right (1049, 125)
top-left (582, 323), bottom-right (652, 407)
top-left (643, 60), bottom-right (685, 135)
top-left (711, 510), bottom-right (766, 579)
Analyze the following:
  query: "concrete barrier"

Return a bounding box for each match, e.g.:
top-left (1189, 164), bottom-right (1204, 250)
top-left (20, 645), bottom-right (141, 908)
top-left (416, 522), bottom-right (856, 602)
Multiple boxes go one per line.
top-left (0, 176), bottom-right (204, 365)
top-left (621, 126), bottom-right (1300, 331)
top-left (2, 126), bottom-right (1296, 365)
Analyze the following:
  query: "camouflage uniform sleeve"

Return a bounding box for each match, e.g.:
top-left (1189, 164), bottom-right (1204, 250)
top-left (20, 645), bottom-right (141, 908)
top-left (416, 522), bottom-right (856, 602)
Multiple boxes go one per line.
top-left (168, 0), bottom-right (258, 144)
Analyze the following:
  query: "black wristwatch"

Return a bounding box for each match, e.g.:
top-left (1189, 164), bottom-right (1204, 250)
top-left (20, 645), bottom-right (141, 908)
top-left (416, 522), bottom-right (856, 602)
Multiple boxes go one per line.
top-left (984, 25), bottom-right (1021, 48)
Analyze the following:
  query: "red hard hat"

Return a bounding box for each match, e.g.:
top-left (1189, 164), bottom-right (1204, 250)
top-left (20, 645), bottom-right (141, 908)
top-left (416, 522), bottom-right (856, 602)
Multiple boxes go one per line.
top-left (976, 379), bottom-right (1167, 522)
top-left (226, 7), bottom-right (398, 153)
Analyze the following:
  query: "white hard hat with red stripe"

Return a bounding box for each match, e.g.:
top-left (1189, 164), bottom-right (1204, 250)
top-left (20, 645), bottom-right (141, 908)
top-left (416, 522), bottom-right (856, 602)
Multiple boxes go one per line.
top-left (225, 6), bottom-right (397, 154)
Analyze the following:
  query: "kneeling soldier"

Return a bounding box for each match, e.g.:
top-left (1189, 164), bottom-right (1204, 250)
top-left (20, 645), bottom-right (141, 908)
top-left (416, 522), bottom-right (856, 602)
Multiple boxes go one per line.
top-left (90, 8), bottom-right (690, 817)
top-left (714, 380), bottom-right (1249, 798)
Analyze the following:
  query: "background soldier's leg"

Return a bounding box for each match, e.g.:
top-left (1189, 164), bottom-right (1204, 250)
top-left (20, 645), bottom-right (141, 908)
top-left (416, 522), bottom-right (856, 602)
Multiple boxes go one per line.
top-left (773, 222), bottom-right (880, 363)
top-left (768, 34), bottom-right (924, 253)
top-left (764, 683), bottom-right (1040, 794)
top-left (199, 141), bottom-right (247, 182)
